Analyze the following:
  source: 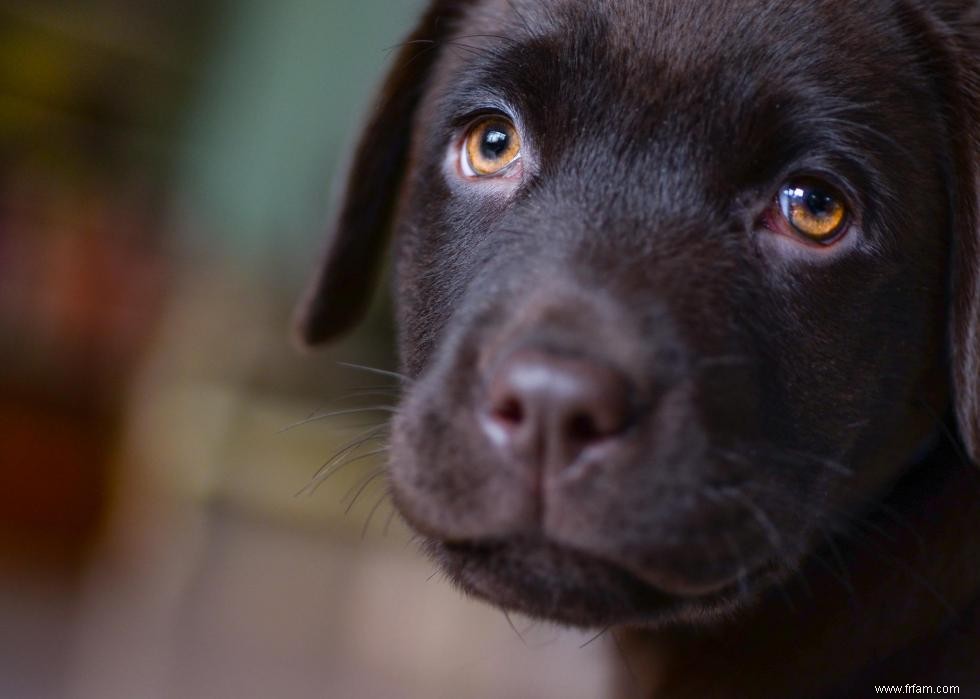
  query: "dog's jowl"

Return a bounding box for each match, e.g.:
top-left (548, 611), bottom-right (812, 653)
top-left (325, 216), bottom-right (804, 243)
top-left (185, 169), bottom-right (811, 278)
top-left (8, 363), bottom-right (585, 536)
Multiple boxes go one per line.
top-left (297, 1), bottom-right (980, 696)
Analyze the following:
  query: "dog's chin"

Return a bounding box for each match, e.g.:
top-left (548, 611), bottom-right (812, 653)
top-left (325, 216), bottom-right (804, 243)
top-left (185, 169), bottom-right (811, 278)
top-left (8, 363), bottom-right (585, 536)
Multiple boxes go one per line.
top-left (425, 536), bottom-right (779, 628)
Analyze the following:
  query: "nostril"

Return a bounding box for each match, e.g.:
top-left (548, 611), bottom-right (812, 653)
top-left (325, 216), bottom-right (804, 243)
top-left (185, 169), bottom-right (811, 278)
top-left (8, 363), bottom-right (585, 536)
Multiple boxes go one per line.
top-left (566, 411), bottom-right (602, 443)
top-left (493, 396), bottom-right (525, 427)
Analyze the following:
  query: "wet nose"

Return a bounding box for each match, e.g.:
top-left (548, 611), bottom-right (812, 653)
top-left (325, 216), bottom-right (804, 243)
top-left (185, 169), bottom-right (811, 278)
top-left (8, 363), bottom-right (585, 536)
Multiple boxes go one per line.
top-left (482, 349), bottom-right (633, 472)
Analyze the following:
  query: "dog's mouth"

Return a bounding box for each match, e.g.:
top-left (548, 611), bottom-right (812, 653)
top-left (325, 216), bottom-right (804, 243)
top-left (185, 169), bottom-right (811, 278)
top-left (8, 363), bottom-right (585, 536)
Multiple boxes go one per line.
top-left (388, 313), bottom-right (817, 627)
top-left (428, 534), bottom-right (779, 628)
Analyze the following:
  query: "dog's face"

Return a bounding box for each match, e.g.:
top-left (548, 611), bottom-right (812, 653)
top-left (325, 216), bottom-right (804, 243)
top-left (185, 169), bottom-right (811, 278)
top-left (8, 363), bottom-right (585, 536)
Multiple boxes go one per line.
top-left (299, 0), bottom-right (980, 628)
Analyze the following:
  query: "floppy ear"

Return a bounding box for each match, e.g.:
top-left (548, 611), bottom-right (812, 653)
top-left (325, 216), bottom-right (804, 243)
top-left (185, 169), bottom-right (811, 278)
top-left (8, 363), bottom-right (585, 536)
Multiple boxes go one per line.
top-left (294, 1), bottom-right (471, 346)
top-left (929, 2), bottom-right (980, 462)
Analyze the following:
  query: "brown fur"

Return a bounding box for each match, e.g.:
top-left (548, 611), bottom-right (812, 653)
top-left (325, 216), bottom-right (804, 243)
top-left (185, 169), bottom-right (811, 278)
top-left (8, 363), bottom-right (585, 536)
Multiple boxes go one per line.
top-left (298, 1), bottom-right (980, 695)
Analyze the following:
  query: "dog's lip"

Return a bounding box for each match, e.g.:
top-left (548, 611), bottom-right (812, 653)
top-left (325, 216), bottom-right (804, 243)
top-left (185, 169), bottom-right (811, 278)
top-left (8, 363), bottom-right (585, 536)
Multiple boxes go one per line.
top-left (437, 532), bottom-right (773, 603)
top-left (434, 536), bottom-right (672, 626)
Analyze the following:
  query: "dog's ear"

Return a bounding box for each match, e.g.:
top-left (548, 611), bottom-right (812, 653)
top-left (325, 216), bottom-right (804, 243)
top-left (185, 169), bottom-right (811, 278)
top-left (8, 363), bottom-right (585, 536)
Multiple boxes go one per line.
top-left (294, 1), bottom-right (470, 346)
top-left (925, 1), bottom-right (980, 461)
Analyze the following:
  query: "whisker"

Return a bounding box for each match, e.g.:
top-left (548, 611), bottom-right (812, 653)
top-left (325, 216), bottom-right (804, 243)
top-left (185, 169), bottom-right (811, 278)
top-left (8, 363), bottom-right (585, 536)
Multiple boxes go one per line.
top-left (721, 532), bottom-right (752, 598)
top-left (335, 420), bottom-right (394, 433)
top-left (297, 426), bottom-right (389, 496)
top-left (869, 501), bottom-right (928, 557)
top-left (337, 361), bottom-right (411, 384)
top-left (343, 468), bottom-right (387, 514)
top-left (379, 35), bottom-right (451, 82)
top-left (453, 32), bottom-right (518, 45)
top-left (383, 37), bottom-right (435, 55)
top-left (816, 528), bottom-right (860, 603)
top-left (362, 490), bottom-right (390, 539)
top-left (278, 406), bottom-right (397, 433)
top-left (713, 445), bottom-right (853, 478)
top-left (336, 447), bottom-right (390, 475)
top-left (847, 512), bottom-right (901, 546)
top-left (913, 397), bottom-right (973, 470)
top-left (712, 486), bottom-right (785, 555)
top-left (610, 631), bottom-right (640, 692)
top-left (383, 506), bottom-right (400, 537)
top-left (503, 610), bottom-right (527, 646)
top-left (344, 386), bottom-right (402, 397)
top-left (781, 449), bottom-right (854, 477)
top-left (844, 523), bottom-right (956, 618)
top-left (314, 388), bottom-right (401, 408)
top-left (579, 626), bottom-right (610, 649)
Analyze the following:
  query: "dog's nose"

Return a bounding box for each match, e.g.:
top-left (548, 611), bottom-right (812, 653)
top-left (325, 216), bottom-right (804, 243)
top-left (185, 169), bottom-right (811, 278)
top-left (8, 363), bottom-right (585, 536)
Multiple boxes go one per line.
top-left (482, 349), bottom-right (632, 472)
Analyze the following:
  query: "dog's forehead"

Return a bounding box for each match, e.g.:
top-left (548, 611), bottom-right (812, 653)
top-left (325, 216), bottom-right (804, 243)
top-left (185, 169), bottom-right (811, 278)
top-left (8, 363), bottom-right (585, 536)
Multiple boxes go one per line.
top-left (455, 0), bottom-right (898, 70)
top-left (421, 0), bottom-right (931, 218)
top-left (412, 0), bottom-right (908, 232)
top-left (433, 0), bottom-right (919, 156)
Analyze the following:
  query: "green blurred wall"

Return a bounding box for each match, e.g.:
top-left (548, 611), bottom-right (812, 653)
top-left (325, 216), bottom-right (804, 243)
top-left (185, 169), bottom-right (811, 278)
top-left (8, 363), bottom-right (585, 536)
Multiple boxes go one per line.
top-left (178, 0), bottom-right (423, 264)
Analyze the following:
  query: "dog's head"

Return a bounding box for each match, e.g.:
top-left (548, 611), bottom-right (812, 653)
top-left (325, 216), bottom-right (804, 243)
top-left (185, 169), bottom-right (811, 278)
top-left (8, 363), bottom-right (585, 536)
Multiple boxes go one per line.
top-left (298, 0), bottom-right (980, 627)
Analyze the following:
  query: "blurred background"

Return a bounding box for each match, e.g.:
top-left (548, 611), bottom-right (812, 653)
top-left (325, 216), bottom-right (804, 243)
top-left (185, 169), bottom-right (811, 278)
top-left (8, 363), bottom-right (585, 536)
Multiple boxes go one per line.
top-left (0, 1), bottom-right (612, 697)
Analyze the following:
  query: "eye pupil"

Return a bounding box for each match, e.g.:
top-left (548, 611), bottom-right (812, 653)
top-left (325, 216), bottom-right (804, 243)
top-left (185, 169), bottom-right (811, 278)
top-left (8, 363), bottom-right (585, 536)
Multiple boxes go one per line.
top-left (481, 128), bottom-right (510, 160)
top-left (805, 190), bottom-right (834, 217)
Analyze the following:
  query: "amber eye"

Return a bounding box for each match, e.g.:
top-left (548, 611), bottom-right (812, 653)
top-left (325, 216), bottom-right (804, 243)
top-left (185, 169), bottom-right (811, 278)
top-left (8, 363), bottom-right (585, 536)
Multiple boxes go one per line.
top-left (462, 117), bottom-right (522, 177)
top-left (777, 179), bottom-right (849, 244)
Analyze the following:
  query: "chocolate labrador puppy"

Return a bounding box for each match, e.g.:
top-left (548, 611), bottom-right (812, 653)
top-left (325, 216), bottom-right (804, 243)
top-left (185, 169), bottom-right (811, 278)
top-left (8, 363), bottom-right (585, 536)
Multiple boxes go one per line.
top-left (297, 0), bottom-right (980, 696)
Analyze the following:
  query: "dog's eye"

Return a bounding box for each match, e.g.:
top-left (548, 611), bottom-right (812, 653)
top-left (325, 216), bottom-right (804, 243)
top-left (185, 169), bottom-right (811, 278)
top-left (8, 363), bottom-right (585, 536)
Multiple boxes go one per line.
top-left (462, 117), bottom-right (522, 177)
top-left (776, 179), bottom-right (849, 244)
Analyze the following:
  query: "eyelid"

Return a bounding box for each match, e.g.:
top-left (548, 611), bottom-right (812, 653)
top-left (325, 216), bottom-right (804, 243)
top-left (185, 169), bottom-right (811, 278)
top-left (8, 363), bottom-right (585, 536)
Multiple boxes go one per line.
top-left (459, 149), bottom-right (522, 179)
top-left (452, 105), bottom-right (513, 129)
top-left (456, 100), bottom-right (528, 142)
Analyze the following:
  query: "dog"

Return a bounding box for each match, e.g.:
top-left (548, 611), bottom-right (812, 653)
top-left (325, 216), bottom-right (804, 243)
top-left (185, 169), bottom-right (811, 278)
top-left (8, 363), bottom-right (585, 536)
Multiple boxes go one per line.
top-left (296, 1), bottom-right (980, 696)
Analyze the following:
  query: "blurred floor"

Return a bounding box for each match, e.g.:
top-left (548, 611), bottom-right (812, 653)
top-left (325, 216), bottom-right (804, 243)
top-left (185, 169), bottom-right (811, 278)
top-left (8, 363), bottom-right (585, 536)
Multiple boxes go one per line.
top-left (68, 500), bottom-right (613, 699)
top-left (0, 3), bottom-right (611, 695)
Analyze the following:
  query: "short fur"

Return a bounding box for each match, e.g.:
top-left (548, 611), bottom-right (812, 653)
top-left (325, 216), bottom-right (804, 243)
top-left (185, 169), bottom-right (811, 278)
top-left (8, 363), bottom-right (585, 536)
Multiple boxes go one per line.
top-left (298, 1), bottom-right (980, 695)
